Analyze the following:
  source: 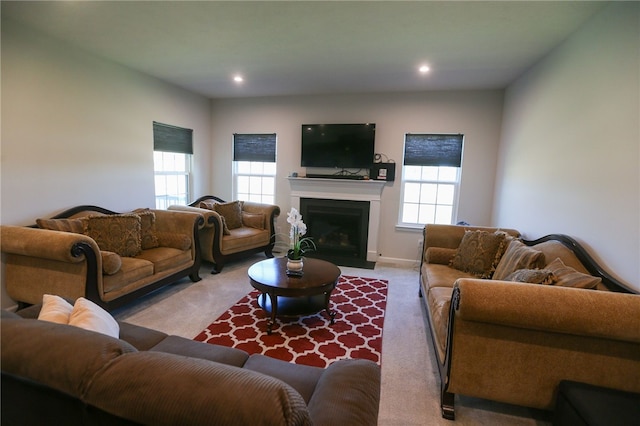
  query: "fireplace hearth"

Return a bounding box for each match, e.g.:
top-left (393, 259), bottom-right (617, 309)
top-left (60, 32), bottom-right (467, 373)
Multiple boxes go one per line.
top-left (300, 198), bottom-right (374, 269)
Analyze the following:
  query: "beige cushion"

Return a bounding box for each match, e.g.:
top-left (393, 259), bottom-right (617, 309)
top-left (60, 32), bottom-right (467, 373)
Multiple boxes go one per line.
top-left (242, 211), bottom-right (265, 230)
top-left (214, 201), bottom-right (243, 229)
top-left (450, 230), bottom-right (507, 278)
top-left (101, 251), bottom-right (123, 275)
top-left (504, 268), bottom-right (556, 285)
top-left (85, 214), bottom-right (142, 257)
top-left (199, 200), bottom-right (218, 210)
top-left (425, 247), bottom-right (457, 265)
top-left (493, 239), bottom-right (545, 280)
top-left (133, 209), bottom-right (159, 250)
top-left (36, 218), bottom-right (86, 234)
top-left (38, 294), bottom-right (73, 324)
top-left (68, 297), bottom-right (119, 338)
top-left (546, 257), bottom-right (602, 289)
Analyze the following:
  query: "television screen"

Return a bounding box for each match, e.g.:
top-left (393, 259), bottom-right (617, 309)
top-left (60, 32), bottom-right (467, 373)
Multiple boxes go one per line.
top-left (301, 123), bottom-right (376, 169)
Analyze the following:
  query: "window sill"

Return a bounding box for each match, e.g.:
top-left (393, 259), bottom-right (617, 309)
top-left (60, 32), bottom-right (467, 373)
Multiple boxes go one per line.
top-left (395, 223), bottom-right (424, 232)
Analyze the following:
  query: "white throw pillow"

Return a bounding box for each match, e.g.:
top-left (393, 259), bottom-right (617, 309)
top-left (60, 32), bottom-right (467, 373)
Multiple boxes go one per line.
top-left (68, 297), bottom-right (120, 339)
top-left (38, 294), bottom-right (73, 324)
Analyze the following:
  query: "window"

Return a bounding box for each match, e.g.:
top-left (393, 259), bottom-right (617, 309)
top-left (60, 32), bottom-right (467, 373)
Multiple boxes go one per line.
top-left (233, 133), bottom-right (276, 204)
top-left (399, 134), bottom-right (464, 227)
top-left (153, 122), bottom-right (193, 209)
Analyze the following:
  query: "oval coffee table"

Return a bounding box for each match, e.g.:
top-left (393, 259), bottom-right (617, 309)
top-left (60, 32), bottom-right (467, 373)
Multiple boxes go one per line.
top-left (248, 257), bottom-right (341, 334)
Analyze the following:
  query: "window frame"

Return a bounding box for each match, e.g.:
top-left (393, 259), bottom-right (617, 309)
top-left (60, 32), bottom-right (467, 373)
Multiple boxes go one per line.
top-left (152, 121), bottom-right (194, 209)
top-left (232, 133), bottom-right (277, 204)
top-left (397, 133), bottom-right (464, 230)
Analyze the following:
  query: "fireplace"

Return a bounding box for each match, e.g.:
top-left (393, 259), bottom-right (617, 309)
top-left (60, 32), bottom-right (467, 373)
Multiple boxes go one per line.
top-left (300, 198), bottom-right (374, 269)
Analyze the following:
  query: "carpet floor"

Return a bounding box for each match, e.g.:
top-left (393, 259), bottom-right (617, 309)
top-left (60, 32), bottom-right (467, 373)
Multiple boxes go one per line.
top-left (194, 275), bottom-right (387, 368)
top-left (113, 254), bottom-right (552, 425)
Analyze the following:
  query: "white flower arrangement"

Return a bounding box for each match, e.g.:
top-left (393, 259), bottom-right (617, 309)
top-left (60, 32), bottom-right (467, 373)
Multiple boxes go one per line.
top-left (286, 208), bottom-right (316, 260)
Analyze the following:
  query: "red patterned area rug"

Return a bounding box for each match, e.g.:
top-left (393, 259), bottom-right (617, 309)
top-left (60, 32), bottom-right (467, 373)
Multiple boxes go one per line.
top-left (194, 276), bottom-right (387, 368)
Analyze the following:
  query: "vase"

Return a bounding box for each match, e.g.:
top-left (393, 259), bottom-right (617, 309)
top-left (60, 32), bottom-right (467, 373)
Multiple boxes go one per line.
top-left (286, 258), bottom-right (304, 277)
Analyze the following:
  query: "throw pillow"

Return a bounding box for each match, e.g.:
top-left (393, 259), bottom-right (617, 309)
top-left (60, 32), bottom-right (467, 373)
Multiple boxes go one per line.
top-left (38, 294), bottom-right (74, 324)
top-left (493, 240), bottom-right (546, 280)
top-left (101, 250), bottom-right (122, 275)
top-left (85, 214), bottom-right (142, 257)
top-left (213, 201), bottom-right (243, 230)
top-left (242, 212), bottom-right (265, 230)
top-left (156, 232), bottom-right (192, 251)
top-left (199, 200), bottom-right (218, 210)
top-left (68, 297), bottom-right (120, 339)
top-left (36, 218), bottom-right (87, 234)
top-left (504, 269), bottom-right (556, 285)
top-left (450, 230), bottom-right (508, 278)
top-left (546, 257), bottom-right (602, 289)
top-left (133, 208), bottom-right (159, 250)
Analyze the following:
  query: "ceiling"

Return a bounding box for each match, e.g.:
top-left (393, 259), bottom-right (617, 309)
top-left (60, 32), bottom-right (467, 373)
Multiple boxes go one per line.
top-left (2, 1), bottom-right (606, 99)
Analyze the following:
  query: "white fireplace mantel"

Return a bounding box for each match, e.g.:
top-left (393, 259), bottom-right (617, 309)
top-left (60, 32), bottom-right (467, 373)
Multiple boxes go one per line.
top-left (288, 177), bottom-right (386, 263)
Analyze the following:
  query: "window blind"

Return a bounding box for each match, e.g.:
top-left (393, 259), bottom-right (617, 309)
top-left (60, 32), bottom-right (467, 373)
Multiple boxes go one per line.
top-left (403, 134), bottom-right (463, 167)
top-left (153, 121), bottom-right (193, 154)
top-left (233, 133), bottom-right (277, 162)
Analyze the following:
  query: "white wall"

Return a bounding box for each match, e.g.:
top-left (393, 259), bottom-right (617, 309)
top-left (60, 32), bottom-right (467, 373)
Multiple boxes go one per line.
top-left (0, 20), bottom-right (212, 307)
top-left (210, 90), bottom-right (505, 266)
top-left (1, 19), bottom-right (212, 225)
top-left (495, 2), bottom-right (639, 291)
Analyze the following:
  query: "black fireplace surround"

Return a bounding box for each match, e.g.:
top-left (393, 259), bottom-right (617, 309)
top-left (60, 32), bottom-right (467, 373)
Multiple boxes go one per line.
top-left (300, 198), bottom-right (374, 269)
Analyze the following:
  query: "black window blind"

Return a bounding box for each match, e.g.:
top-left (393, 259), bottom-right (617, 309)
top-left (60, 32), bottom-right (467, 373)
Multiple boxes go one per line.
top-left (403, 134), bottom-right (463, 167)
top-left (233, 133), bottom-right (277, 162)
top-left (153, 121), bottom-right (193, 154)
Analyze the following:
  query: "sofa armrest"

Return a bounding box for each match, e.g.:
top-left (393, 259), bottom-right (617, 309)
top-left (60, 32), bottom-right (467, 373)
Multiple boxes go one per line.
top-left (1, 225), bottom-right (99, 263)
top-left (307, 359), bottom-right (380, 426)
top-left (455, 279), bottom-right (640, 343)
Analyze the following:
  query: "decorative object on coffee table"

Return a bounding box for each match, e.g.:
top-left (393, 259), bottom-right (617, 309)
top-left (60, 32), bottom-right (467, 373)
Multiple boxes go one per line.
top-left (248, 257), bottom-right (340, 334)
top-left (285, 207), bottom-right (315, 277)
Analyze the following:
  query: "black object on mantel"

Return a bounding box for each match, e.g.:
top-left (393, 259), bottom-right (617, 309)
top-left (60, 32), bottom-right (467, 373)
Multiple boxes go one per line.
top-left (305, 174), bottom-right (367, 180)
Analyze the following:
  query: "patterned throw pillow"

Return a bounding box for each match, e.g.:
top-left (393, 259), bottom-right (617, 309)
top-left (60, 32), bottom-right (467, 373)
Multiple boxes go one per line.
top-left (504, 269), bottom-right (556, 285)
top-left (214, 201), bottom-right (243, 230)
top-left (493, 240), bottom-right (545, 281)
top-left (85, 214), bottom-right (142, 257)
top-left (36, 218), bottom-right (87, 234)
top-left (546, 257), bottom-right (602, 289)
top-left (450, 230), bottom-right (508, 278)
top-left (133, 208), bottom-right (159, 250)
top-left (199, 200), bottom-right (218, 210)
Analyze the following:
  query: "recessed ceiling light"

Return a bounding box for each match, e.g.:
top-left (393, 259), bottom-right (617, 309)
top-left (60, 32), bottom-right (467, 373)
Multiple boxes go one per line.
top-left (419, 65), bottom-right (430, 74)
top-left (233, 75), bottom-right (244, 83)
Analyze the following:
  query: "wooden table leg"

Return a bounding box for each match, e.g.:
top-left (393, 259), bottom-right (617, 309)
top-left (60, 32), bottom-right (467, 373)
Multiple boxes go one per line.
top-left (267, 292), bottom-right (278, 334)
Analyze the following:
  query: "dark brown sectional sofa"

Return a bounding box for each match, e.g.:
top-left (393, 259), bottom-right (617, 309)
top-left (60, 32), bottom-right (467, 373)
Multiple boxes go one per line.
top-left (1, 305), bottom-right (381, 425)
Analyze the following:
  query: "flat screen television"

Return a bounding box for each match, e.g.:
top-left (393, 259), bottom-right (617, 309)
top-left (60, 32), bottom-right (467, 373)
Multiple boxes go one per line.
top-left (301, 123), bottom-right (376, 169)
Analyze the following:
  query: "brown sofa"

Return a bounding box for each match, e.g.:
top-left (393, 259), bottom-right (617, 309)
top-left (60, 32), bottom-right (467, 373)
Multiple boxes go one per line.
top-left (1, 305), bottom-right (381, 425)
top-left (1, 205), bottom-right (204, 311)
top-left (419, 224), bottom-right (640, 420)
top-left (169, 195), bottom-right (280, 273)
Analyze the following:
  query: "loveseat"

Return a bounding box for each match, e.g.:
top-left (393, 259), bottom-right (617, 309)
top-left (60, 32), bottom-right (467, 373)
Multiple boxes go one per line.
top-left (419, 224), bottom-right (640, 420)
top-left (1, 205), bottom-right (204, 311)
top-left (169, 195), bottom-right (280, 273)
top-left (1, 304), bottom-right (381, 425)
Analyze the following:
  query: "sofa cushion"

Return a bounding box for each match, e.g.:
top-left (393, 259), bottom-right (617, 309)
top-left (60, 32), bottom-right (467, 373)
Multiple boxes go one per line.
top-left (118, 321), bottom-right (169, 351)
top-left (242, 211), bottom-right (265, 230)
top-left (36, 217), bottom-right (87, 234)
top-left (450, 230), bottom-right (507, 278)
top-left (38, 294), bottom-right (74, 324)
top-left (156, 232), bottom-right (192, 251)
top-left (102, 257), bottom-right (154, 294)
top-left (69, 297), bottom-right (120, 339)
top-left (1, 318), bottom-right (136, 399)
top-left (199, 200), bottom-right (218, 210)
top-left (421, 263), bottom-right (476, 290)
top-left (101, 250), bottom-right (122, 275)
top-left (221, 227), bottom-right (270, 254)
top-left (85, 214), bottom-right (142, 257)
top-left (133, 209), bottom-right (159, 250)
top-left (425, 247), bottom-right (457, 265)
top-left (546, 257), bottom-right (602, 289)
top-left (505, 268), bottom-right (556, 285)
top-left (84, 351), bottom-right (312, 426)
top-left (214, 201), bottom-right (243, 230)
top-left (150, 335), bottom-right (249, 367)
top-left (135, 247), bottom-right (192, 274)
top-left (493, 240), bottom-right (545, 281)
top-left (244, 354), bottom-right (324, 403)
top-left (426, 286), bottom-right (453, 359)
